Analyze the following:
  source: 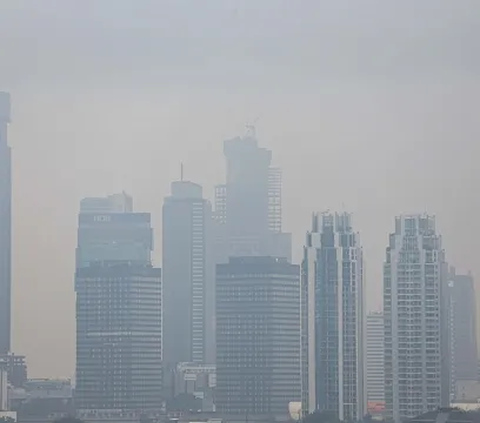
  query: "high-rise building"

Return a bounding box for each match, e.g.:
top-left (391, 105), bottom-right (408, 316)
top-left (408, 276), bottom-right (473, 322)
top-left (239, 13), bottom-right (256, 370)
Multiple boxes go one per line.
top-left (301, 212), bottom-right (366, 421)
top-left (162, 181), bottom-right (215, 369)
top-left (0, 92), bottom-right (11, 355)
top-left (75, 195), bottom-right (162, 414)
top-left (0, 354), bottom-right (27, 388)
top-left (216, 256), bottom-right (301, 419)
top-left (76, 193), bottom-right (152, 268)
top-left (217, 127), bottom-right (291, 261)
top-left (366, 312), bottom-right (385, 405)
top-left (384, 214), bottom-right (448, 422)
top-left (445, 268), bottom-right (478, 397)
top-left (75, 263), bottom-right (162, 413)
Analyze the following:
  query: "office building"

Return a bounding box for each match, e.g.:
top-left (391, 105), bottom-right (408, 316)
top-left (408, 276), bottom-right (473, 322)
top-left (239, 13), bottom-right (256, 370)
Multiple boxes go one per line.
top-left (76, 193), bottom-right (152, 268)
top-left (0, 92), bottom-right (11, 355)
top-left (162, 181), bottom-right (215, 369)
top-left (445, 268), bottom-right (478, 398)
top-left (216, 257), bottom-right (301, 419)
top-left (75, 264), bottom-right (162, 413)
top-left (75, 196), bottom-right (162, 413)
top-left (301, 212), bottom-right (366, 421)
top-left (384, 214), bottom-right (448, 422)
top-left (217, 127), bottom-right (291, 261)
top-left (168, 363), bottom-right (216, 412)
top-left (0, 354), bottom-right (27, 388)
top-left (366, 312), bottom-right (385, 405)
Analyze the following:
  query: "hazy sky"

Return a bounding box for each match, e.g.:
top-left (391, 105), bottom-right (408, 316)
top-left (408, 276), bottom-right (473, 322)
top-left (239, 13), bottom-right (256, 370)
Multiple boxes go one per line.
top-left (1, 0), bottom-right (479, 378)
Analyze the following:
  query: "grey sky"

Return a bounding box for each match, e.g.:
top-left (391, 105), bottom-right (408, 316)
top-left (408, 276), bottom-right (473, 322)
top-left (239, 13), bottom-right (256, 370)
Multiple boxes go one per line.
top-left (1, 0), bottom-right (479, 378)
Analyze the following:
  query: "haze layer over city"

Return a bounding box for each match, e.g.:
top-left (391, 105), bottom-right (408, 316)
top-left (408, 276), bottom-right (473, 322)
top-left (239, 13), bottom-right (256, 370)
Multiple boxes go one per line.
top-left (1, 0), bottom-right (479, 389)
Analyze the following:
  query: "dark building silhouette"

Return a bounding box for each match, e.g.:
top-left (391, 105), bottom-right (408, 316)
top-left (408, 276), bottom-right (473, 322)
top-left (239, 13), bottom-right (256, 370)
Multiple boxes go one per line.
top-left (446, 268), bottom-right (478, 397)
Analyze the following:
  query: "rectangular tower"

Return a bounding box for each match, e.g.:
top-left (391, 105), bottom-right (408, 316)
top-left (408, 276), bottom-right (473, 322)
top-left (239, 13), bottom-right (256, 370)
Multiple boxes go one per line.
top-left (76, 197), bottom-right (152, 268)
top-left (162, 181), bottom-right (214, 368)
top-left (75, 264), bottom-right (162, 413)
top-left (384, 214), bottom-right (448, 421)
top-left (220, 129), bottom-right (291, 260)
top-left (75, 195), bottom-right (162, 414)
top-left (0, 92), bottom-right (11, 355)
top-left (301, 212), bottom-right (366, 421)
top-left (366, 312), bottom-right (385, 405)
top-left (216, 257), bottom-right (301, 420)
top-left (446, 268), bottom-right (478, 398)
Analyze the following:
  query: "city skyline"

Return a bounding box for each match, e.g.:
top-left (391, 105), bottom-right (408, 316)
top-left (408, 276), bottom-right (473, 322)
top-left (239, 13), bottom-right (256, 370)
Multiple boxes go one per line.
top-left (1, 0), bottom-right (479, 383)
top-left (5, 116), bottom-right (479, 380)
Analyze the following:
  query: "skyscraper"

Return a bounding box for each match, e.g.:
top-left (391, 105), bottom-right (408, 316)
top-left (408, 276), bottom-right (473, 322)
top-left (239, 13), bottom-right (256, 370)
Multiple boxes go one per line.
top-left (384, 214), bottom-right (448, 422)
top-left (0, 92), bottom-right (11, 355)
top-left (216, 256), bottom-right (301, 419)
top-left (76, 192), bottom-right (151, 268)
top-left (217, 127), bottom-right (291, 261)
top-left (301, 212), bottom-right (366, 421)
top-left (445, 268), bottom-right (478, 397)
top-left (366, 312), bottom-right (385, 405)
top-left (162, 181), bottom-right (214, 368)
top-left (75, 194), bottom-right (162, 414)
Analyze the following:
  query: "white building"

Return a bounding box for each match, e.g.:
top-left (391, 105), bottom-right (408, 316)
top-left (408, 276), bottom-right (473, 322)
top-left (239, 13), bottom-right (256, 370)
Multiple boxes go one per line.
top-left (301, 212), bottom-right (366, 421)
top-left (366, 312), bottom-right (385, 404)
top-left (384, 214), bottom-right (449, 422)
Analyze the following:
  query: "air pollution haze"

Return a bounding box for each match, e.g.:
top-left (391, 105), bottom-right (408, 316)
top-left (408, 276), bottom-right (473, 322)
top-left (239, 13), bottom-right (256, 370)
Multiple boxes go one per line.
top-left (0, 0), bottom-right (479, 379)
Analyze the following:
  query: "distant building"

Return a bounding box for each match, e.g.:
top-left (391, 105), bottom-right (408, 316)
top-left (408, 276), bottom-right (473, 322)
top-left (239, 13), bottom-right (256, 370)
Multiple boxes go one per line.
top-left (446, 268), bottom-right (478, 399)
top-left (162, 181), bottom-right (215, 368)
top-left (214, 128), bottom-right (291, 261)
top-left (9, 379), bottom-right (74, 418)
top-left (0, 92), bottom-right (12, 356)
top-left (384, 214), bottom-right (449, 421)
top-left (75, 195), bottom-right (162, 414)
top-left (409, 408), bottom-right (478, 423)
top-left (76, 194), bottom-right (152, 268)
top-left (216, 257), bottom-right (301, 420)
top-left (0, 354), bottom-right (27, 389)
top-left (75, 263), bottom-right (162, 413)
top-left (366, 312), bottom-right (385, 404)
top-left (301, 212), bottom-right (366, 421)
top-left (167, 363), bottom-right (216, 412)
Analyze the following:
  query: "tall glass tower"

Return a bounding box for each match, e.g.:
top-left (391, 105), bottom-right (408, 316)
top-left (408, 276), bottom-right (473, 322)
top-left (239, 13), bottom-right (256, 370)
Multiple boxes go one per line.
top-left (301, 212), bottom-right (366, 421)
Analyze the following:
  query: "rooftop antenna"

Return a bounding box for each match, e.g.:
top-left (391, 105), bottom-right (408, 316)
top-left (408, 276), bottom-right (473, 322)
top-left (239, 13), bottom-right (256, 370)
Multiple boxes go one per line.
top-left (180, 162), bottom-right (184, 181)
